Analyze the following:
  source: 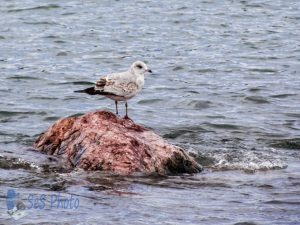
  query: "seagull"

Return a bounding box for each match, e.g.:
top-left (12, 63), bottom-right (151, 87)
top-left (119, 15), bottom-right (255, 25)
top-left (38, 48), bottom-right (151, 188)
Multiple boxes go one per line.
top-left (75, 61), bottom-right (152, 119)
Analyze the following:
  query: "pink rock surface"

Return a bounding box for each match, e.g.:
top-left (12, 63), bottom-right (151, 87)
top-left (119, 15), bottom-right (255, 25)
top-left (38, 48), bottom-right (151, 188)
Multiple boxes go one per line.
top-left (34, 111), bottom-right (202, 175)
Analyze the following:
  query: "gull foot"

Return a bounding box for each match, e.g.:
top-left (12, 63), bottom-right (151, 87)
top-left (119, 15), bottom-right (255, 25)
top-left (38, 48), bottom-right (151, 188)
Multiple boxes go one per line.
top-left (124, 115), bottom-right (133, 121)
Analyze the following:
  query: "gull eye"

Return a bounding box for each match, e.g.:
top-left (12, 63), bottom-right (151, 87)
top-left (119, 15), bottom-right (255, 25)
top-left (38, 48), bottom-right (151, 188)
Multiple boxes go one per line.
top-left (136, 64), bottom-right (143, 69)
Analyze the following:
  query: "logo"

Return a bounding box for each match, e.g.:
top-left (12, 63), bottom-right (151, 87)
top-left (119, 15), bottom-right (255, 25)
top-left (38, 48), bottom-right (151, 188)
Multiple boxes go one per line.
top-left (6, 189), bottom-right (28, 220)
top-left (5, 189), bottom-right (80, 221)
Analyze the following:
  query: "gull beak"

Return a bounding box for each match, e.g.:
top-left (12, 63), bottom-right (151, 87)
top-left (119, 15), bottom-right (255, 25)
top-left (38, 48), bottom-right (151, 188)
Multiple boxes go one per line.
top-left (147, 69), bottom-right (153, 73)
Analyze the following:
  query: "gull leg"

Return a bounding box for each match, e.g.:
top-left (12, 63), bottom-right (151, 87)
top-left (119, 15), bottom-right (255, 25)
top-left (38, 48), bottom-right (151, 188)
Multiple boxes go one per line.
top-left (124, 101), bottom-right (130, 120)
top-left (125, 101), bottom-right (128, 118)
top-left (115, 101), bottom-right (119, 115)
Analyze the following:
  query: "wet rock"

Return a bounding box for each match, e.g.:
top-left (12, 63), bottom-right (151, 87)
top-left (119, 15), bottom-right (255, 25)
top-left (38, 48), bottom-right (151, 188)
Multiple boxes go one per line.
top-left (33, 111), bottom-right (202, 175)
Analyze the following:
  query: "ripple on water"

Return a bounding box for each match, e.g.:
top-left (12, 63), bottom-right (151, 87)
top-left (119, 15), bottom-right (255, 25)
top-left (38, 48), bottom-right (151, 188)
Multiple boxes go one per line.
top-left (0, 110), bottom-right (47, 118)
top-left (247, 87), bottom-right (265, 92)
top-left (137, 99), bottom-right (163, 104)
top-left (269, 138), bottom-right (300, 150)
top-left (43, 35), bottom-right (60, 39)
top-left (7, 75), bottom-right (41, 80)
top-left (187, 100), bottom-right (212, 109)
top-left (270, 94), bottom-right (297, 99)
top-left (56, 51), bottom-right (68, 56)
top-left (172, 66), bottom-right (184, 71)
top-left (244, 96), bottom-right (270, 104)
top-left (248, 68), bottom-right (278, 73)
top-left (7, 4), bottom-right (60, 13)
top-left (23, 21), bottom-right (58, 25)
top-left (189, 68), bottom-right (218, 74)
top-left (264, 200), bottom-right (300, 205)
top-left (203, 122), bottom-right (244, 130)
top-left (54, 40), bottom-right (66, 43)
top-left (285, 113), bottom-right (300, 118)
top-left (163, 125), bottom-right (210, 139)
top-left (28, 96), bottom-right (59, 100)
top-left (43, 116), bottom-right (62, 121)
top-left (233, 222), bottom-right (258, 225)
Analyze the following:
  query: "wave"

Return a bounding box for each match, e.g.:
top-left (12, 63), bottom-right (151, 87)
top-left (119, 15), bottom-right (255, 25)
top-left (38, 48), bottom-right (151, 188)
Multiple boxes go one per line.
top-left (193, 148), bottom-right (287, 172)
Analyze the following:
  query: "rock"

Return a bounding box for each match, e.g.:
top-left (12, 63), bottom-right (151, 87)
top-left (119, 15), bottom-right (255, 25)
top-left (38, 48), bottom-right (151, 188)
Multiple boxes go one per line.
top-left (33, 111), bottom-right (202, 175)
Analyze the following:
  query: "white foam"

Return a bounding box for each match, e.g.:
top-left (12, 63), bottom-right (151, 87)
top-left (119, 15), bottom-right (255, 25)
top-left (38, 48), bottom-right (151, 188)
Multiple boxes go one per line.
top-left (203, 147), bottom-right (287, 172)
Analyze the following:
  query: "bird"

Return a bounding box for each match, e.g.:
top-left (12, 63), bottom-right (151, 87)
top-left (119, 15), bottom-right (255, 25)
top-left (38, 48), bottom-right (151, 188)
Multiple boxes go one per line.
top-left (75, 61), bottom-right (152, 119)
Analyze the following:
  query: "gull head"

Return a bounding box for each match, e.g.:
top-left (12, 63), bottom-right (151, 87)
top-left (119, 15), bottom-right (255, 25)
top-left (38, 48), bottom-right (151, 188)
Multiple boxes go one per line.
top-left (131, 61), bottom-right (152, 75)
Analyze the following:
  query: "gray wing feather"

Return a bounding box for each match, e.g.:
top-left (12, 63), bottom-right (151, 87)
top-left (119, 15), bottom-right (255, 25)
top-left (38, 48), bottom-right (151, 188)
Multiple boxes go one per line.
top-left (95, 71), bottom-right (139, 97)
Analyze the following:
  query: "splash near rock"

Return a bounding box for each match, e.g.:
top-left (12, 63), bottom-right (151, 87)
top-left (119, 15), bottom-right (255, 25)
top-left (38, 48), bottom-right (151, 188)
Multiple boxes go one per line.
top-left (34, 111), bottom-right (202, 175)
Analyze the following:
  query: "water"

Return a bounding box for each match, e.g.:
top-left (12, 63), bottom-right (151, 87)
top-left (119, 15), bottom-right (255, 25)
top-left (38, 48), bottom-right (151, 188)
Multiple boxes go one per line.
top-left (0, 0), bottom-right (300, 224)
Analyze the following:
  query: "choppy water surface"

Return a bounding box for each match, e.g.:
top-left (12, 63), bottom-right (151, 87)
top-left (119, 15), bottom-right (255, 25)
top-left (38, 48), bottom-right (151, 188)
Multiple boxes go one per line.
top-left (0, 0), bottom-right (300, 224)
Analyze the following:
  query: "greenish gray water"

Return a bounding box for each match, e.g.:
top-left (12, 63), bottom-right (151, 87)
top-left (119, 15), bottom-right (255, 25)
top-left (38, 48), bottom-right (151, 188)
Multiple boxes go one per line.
top-left (0, 0), bottom-right (299, 224)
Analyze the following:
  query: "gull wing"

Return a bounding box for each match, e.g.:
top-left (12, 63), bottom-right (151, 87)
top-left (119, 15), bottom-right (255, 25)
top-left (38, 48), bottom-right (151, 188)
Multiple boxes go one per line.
top-left (95, 73), bottom-right (139, 97)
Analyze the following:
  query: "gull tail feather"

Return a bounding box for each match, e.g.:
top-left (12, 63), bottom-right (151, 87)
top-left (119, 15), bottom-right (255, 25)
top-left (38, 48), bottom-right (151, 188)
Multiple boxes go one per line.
top-left (74, 87), bottom-right (98, 95)
top-left (74, 87), bottom-right (118, 96)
